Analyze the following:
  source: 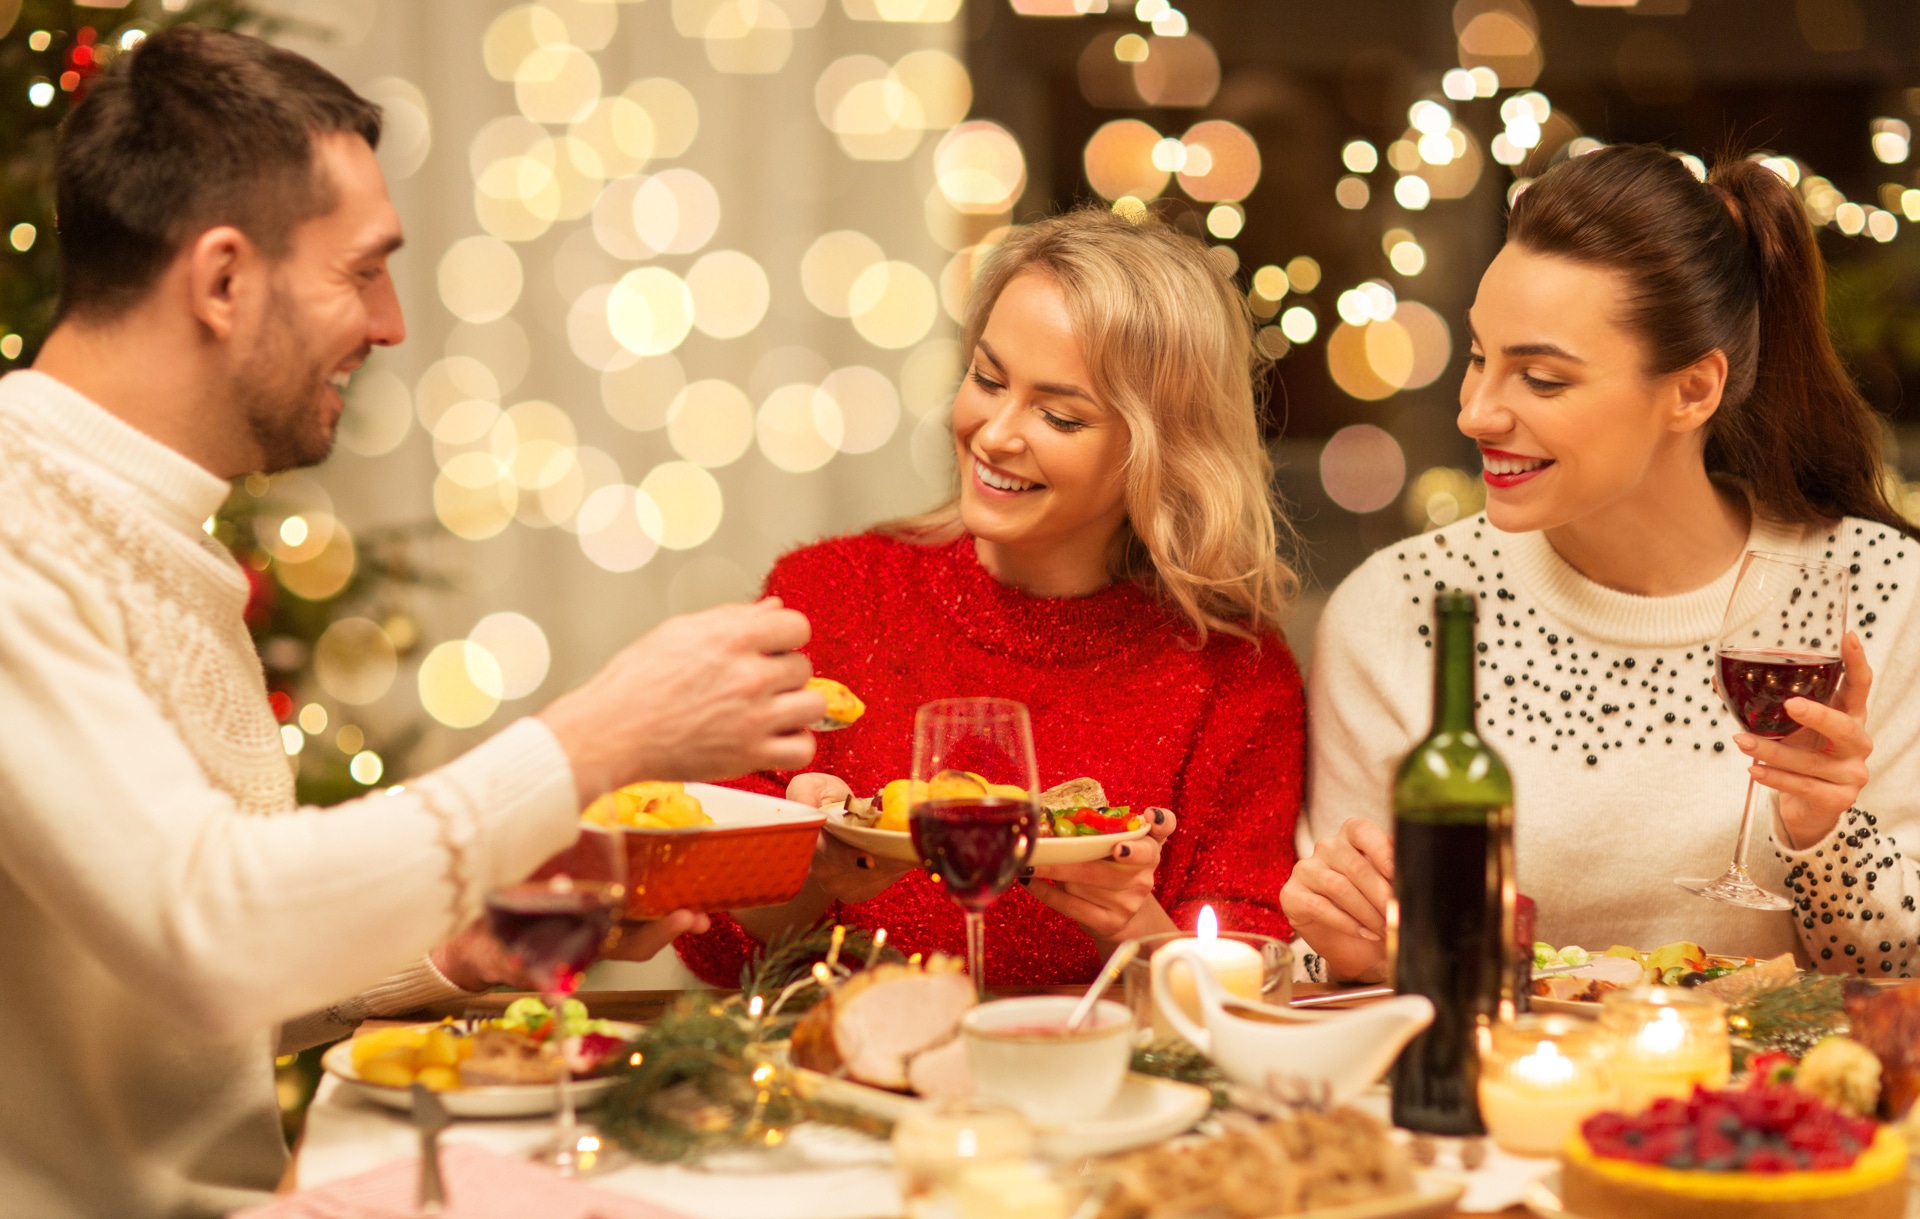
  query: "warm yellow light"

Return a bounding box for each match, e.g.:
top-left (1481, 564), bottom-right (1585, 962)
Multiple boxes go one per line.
top-left (298, 703), bottom-right (328, 735)
top-left (315, 618), bottom-right (399, 706)
top-left (349, 751), bottom-right (384, 785)
top-left (8, 223), bottom-right (35, 252)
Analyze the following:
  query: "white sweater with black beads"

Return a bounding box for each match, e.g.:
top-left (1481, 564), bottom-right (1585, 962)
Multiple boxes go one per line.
top-left (1302, 513), bottom-right (1920, 978)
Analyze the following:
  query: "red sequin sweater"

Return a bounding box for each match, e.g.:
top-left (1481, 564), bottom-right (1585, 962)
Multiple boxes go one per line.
top-left (675, 532), bottom-right (1306, 988)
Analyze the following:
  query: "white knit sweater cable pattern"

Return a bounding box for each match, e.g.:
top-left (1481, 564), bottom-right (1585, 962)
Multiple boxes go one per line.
top-left (1301, 512), bottom-right (1920, 980)
top-left (0, 372), bottom-right (580, 1219)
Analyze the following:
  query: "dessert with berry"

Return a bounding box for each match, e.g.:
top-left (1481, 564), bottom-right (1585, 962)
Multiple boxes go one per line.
top-left (1559, 1084), bottom-right (1907, 1219)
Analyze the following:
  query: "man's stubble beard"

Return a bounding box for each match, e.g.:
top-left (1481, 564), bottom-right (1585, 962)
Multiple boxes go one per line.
top-left (235, 284), bottom-right (343, 475)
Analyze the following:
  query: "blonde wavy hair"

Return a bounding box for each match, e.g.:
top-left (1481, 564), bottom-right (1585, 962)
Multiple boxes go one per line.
top-left (882, 208), bottom-right (1298, 646)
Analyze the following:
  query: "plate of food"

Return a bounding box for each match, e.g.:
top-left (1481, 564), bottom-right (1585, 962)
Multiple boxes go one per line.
top-left (322, 998), bottom-right (639, 1119)
top-left (1529, 940), bottom-right (1798, 1016)
top-left (822, 774), bottom-right (1152, 867)
top-left (773, 954), bottom-right (1208, 1159)
top-left (556, 780), bottom-right (826, 918)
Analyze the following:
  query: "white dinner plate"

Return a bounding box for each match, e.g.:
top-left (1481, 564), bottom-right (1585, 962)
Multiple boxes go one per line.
top-left (775, 1045), bottom-right (1210, 1160)
top-left (821, 807), bottom-right (1151, 867)
top-left (322, 1021), bottom-right (639, 1119)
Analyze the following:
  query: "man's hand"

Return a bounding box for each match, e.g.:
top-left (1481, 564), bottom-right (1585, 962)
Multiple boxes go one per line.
top-left (539, 599), bottom-right (825, 805)
top-left (1280, 817), bottom-right (1394, 983)
top-left (431, 912), bottom-right (712, 991)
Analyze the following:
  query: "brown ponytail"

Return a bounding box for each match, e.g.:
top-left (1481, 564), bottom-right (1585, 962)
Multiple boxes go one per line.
top-left (1507, 144), bottom-right (1909, 537)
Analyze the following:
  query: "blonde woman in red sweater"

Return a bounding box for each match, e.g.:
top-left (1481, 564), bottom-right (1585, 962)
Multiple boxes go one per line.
top-left (678, 210), bottom-right (1305, 986)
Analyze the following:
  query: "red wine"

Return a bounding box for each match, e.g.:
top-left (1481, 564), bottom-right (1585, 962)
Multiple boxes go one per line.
top-left (483, 882), bottom-right (622, 995)
top-left (910, 798), bottom-right (1037, 912)
top-left (1391, 815), bottom-right (1506, 1135)
top-left (1715, 649), bottom-right (1842, 739)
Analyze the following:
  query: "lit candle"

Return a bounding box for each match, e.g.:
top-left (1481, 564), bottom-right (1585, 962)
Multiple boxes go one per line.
top-left (1477, 1016), bottom-right (1612, 1157)
top-left (1153, 905), bottom-right (1266, 1037)
top-left (1599, 987), bottom-right (1730, 1114)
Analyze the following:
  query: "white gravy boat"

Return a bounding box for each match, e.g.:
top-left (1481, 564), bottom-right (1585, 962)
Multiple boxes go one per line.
top-left (1150, 940), bottom-right (1435, 1105)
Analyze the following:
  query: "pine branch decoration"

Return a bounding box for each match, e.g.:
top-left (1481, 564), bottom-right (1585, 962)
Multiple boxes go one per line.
top-left (1728, 974), bottom-right (1850, 1058)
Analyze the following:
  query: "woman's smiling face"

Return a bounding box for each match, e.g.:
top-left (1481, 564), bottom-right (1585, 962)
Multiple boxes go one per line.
top-left (952, 271), bottom-right (1132, 554)
top-left (1460, 243), bottom-right (1723, 534)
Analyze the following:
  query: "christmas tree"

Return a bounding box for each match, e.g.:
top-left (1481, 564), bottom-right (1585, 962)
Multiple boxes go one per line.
top-left (1, 2), bottom-right (434, 806)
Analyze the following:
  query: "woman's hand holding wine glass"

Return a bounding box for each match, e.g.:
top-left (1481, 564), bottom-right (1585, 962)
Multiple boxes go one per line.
top-left (1735, 630), bottom-right (1875, 849)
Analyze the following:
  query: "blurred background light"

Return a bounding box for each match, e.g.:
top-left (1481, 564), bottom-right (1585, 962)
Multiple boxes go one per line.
top-left (467, 611), bottom-right (552, 700)
top-left (666, 378), bottom-right (757, 466)
top-left (419, 641), bottom-right (502, 729)
top-left (1319, 424), bottom-right (1407, 513)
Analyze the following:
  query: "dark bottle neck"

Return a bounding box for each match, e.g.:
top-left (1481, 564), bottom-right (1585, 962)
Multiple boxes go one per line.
top-left (1432, 594), bottom-right (1478, 734)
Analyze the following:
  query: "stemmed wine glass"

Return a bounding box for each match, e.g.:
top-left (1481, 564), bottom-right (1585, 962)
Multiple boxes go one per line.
top-left (910, 698), bottom-right (1041, 999)
top-left (484, 824), bottom-right (627, 1174)
top-left (1677, 551), bottom-right (1849, 910)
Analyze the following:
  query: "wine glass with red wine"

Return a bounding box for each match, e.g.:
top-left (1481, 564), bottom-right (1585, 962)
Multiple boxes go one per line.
top-left (910, 698), bottom-right (1041, 999)
top-left (1677, 551), bottom-right (1849, 910)
top-left (485, 823), bottom-right (627, 1174)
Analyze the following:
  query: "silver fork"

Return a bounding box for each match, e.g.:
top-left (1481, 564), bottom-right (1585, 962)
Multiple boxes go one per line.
top-left (410, 1082), bottom-right (450, 1213)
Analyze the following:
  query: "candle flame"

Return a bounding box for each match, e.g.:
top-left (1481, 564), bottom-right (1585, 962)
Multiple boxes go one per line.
top-left (748, 994), bottom-right (765, 1018)
top-left (1197, 904), bottom-right (1218, 940)
top-left (1513, 1042), bottom-right (1577, 1088)
top-left (1633, 1008), bottom-right (1687, 1056)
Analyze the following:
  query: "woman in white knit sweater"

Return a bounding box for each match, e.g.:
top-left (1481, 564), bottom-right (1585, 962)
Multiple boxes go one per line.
top-left (1285, 145), bottom-right (1920, 984)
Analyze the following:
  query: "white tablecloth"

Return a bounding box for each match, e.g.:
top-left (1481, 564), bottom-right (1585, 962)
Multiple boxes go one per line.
top-left (297, 1078), bottom-right (903, 1219)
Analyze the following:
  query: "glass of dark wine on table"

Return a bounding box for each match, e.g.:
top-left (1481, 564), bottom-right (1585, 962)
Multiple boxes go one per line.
top-left (910, 698), bottom-right (1041, 999)
top-left (1677, 551), bottom-right (1849, 911)
top-left (484, 823), bottom-right (627, 1174)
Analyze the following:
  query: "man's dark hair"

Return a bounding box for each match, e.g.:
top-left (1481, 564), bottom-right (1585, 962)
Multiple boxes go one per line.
top-left (54, 26), bottom-right (382, 321)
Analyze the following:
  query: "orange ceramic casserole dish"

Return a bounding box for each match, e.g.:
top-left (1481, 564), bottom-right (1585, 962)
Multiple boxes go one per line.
top-left (538, 783), bottom-right (826, 918)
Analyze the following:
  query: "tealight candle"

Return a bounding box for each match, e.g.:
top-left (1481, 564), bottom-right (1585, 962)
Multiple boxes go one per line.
top-left (1153, 906), bottom-right (1266, 1035)
top-left (1477, 1015), bottom-right (1613, 1157)
top-left (1598, 986), bottom-right (1730, 1114)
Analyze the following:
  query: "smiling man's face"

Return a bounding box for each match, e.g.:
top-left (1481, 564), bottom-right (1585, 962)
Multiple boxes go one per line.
top-left (230, 132), bottom-right (405, 472)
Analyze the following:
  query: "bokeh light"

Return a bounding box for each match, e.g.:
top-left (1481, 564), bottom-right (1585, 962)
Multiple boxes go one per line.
top-left (1406, 465), bottom-right (1486, 531)
top-left (1393, 301), bottom-right (1454, 389)
top-left (467, 611), bottom-right (552, 700)
top-left (902, 339), bottom-right (963, 417)
top-left (415, 356), bottom-right (499, 434)
top-left (1319, 424), bottom-right (1407, 514)
top-left (1174, 121), bottom-right (1258, 201)
top-left (758, 384), bottom-right (844, 472)
top-left (434, 453), bottom-right (519, 539)
top-left (568, 284), bottom-right (640, 372)
top-left (703, 0), bottom-right (793, 74)
top-left (1133, 34), bottom-right (1218, 107)
top-left (623, 78), bottom-right (699, 158)
top-left (277, 523), bottom-right (356, 601)
top-left (363, 77), bottom-right (432, 180)
top-left (634, 168), bottom-right (721, 254)
top-left (935, 121), bottom-right (1027, 213)
top-left (419, 641), bottom-right (501, 729)
top-left (1084, 118), bottom-right (1169, 201)
top-left (641, 461), bottom-right (726, 548)
top-left (547, 446), bottom-right (625, 533)
top-left (851, 260), bottom-right (939, 349)
top-left (803, 230), bottom-right (888, 317)
top-left (819, 365), bottom-right (901, 453)
top-left (446, 318), bottom-right (532, 397)
top-left (484, 5), bottom-right (567, 82)
top-left (666, 379), bottom-right (757, 467)
top-left (570, 96), bottom-right (655, 179)
top-left (315, 617), bottom-right (398, 705)
top-left (515, 43), bottom-right (602, 125)
top-left (686, 249), bottom-right (771, 338)
top-left (608, 266), bottom-right (695, 355)
top-left (438, 236), bottom-right (523, 324)
top-left (577, 482), bottom-right (663, 571)
top-left (339, 369), bottom-right (413, 457)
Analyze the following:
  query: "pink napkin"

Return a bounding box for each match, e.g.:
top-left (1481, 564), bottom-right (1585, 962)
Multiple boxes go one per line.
top-left (233, 1144), bottom-right (688, 1219)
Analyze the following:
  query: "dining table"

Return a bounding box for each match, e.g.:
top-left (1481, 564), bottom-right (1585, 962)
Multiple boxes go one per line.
top-left (282, 984), bottom-right (1542, 1219)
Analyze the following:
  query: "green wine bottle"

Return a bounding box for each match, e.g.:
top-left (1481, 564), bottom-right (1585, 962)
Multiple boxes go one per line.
top-left (1388, 588), bottom-right (1516, 1136)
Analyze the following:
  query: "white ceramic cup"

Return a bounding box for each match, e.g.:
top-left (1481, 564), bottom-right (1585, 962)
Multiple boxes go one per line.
top-left (960, 996), bottom-right (1133, 1126)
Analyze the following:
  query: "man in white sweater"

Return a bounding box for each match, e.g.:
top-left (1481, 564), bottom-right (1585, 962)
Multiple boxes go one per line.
top-left (0, 28), bottom-right (827, 1219)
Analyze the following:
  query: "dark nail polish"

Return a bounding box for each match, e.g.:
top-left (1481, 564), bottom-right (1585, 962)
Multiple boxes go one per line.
top-left (1018, 877), bottom-right (1031, 887)
top-left (1118, 845), bottom-right (1132, 858)
top-left (1019, 866), bottom-right (1034, 878)
top-left (854, 856), bottom-right (871, 870)
top-left (1152, 808), bottom-right (1167, 824)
